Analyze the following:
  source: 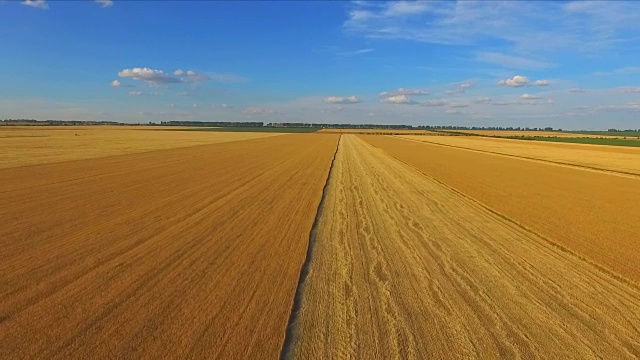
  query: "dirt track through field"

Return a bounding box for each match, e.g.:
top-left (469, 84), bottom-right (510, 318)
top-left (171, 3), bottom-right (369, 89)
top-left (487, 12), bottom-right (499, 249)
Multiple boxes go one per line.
top-left (288, 135), bottom-right (640, 359)
top-left (0, 134), bottom-right (339, 359)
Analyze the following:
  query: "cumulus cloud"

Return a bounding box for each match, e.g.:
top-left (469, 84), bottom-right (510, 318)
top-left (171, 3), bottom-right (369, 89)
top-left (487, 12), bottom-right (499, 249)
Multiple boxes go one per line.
top-left (382, 94), bottom-right (415, 104)
top-left (445, 82), bottom-right (473, 95)
top-left (569, 88), bottom-right (590, 93)
top-left (110, 80), bottom-right (121, 87)
top-left (420, 99), bottom-right (448, 106)
top-left (95, 0), bottom-right (113, 7)
top-left (174, 69), bottom-right (211, 82)
top-left (243, 107), bottom-right (276, 115)
top-left (497, 75), bottom-right (530, 87)
top-left (323, 96), bottom-right (361, 104)
top-left (533, 80), bottom-right (550, 86)
top-left (22, 0), bottom-right (48, 9)
top-left (520, 94), bottom-right (542, 100)
top-left (118, 67), bottom-right (181, 84)
top-left (379, 88), bottom-right (428, 98)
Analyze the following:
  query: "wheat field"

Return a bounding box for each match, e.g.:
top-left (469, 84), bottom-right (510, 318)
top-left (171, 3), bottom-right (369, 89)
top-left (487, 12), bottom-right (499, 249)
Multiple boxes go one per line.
top-left (0, 126), bottom-right (282, 168)
top-left (287, 134), bottom-right (640, 359)
top-left (397, 134), bottom-right (640, 176)
top-left (2, 127), bottom-right (639, 359)
top-left (1, 133), bottom-right (338, 359)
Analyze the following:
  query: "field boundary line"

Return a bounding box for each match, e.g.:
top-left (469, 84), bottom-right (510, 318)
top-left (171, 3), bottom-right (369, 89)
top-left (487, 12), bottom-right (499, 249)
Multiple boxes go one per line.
top-left (279, 134), bottom-right (342, 360)
top-left (394, 135), bottom-right (640, 180)
top-left (362, 136), bottom-right (640, 291)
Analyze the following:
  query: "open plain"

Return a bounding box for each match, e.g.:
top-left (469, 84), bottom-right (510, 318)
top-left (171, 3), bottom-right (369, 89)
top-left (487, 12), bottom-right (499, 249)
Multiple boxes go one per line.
top-left (1, 132), bottom-right (338, 359)
top-left (2, 127), bottom-right (639, 359)
top-left (287, 135), bottom-right (640, 359)
top-left (0, 126), bottom-right (283, 168)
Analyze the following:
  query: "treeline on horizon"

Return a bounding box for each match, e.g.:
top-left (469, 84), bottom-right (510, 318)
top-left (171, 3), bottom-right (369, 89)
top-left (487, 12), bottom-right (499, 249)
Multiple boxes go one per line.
top-left (1, 119), bottom-right (638, 133)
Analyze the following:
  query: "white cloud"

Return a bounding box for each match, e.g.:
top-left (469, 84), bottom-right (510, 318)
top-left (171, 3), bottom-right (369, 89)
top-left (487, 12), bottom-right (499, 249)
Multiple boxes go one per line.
top-left (110, 80), bottom-right (121, 87)
top-left (174, 69), bottom-right (211, 82)
top-left (520, 94), bottom-right (542, 100)
top-left (243, 107), bottom-right (276, 115)
top-left (420, 99), bottom-right (448, 106)
top-left (593, 102), bottom-right (640, 112)
top-left (379, 88), bottom-right (428, 98)
top-left (445, 82), bottom-right (473, 95)
top-left (383, 1), bottom-right (430, 17)
top-left (569, 88), bottom-right (590, 93)
top-left (474, 97), bottom-right (492, 104)
top-left (497, 75), bottom-right (530, 87)
top-left (533, 80), bottom-right (550, 86)
top-left (338, 48), bottom-right (374, 56)
top-left (21, 0), bottom-right (48, 9)
top-left (212, 103), bottom-right (233, 109)
top-left (344, 1), bottom-right (640, 54)
top-left (95, 0), bottom-right (113, 8)
top-left (323, 96), bottom-right (362, 104)
top-left (449, 103), bottom-right (468, 108)
top-left (445, 109), bottom-right (463, 115)
top-left (476, 52), bottom-right (555, 69)
top-left (619, 87), bottom-right (640, 93)
top-left (382, 94), bottom-right (415, 104)
top-left (128, 91), bottom-right (157, 96)
top-left (118, 67), bottom-right (180, 84)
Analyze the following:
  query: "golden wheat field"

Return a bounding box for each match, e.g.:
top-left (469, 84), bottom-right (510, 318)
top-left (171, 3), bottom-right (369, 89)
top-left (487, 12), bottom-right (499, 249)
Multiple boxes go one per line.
top-left (2, 127), bottom-right (639, 359)
top-left (318, 128), bottom-right (441, 135)
top-left (450, 129), bottom-right (629, 138)
top-left (0, 126), bottom-right (283, 168)
top-left (396, 135), bottom-right (640, 176)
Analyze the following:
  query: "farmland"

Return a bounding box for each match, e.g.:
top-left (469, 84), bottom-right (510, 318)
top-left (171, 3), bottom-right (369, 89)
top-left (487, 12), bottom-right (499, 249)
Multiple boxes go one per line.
top-left (0, 126), bottom-right (283, 168)
top-left (1, 131), bottom-right (339, 359)
top-left (396, 135), bottom-right (640, 176)
top-left (2, 127), bottom-right (640, 359)
top-left (447, 129), bottom-right (629, 138)
top-left (287, 135), bottom-right (640, 359)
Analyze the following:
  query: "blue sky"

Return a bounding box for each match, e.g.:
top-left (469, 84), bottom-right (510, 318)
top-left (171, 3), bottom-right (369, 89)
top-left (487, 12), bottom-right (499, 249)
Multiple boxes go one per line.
top-left (1, 0), bottom-right (640, 129)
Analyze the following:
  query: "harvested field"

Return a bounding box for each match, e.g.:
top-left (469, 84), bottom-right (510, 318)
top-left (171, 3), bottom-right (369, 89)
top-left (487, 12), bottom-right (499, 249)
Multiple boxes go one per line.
top-left (318, 128), bottom-right (441, 135)
top-left (363, 135), bottom-right (640, 283)
top-left (0, 134), bottom-right (339, 359)
top-left (0, 126), bottom-right (282, 168)
top-left (397, 135), bottom-right (640, 176)
top-left (288, 135), bottom-right (640, 359)
top-left (449, 129), bottom-right (626, 138)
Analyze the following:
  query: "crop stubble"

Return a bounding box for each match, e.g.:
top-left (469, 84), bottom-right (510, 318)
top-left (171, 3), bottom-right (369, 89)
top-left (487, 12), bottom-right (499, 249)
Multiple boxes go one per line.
top-left (396, 135), bottom-right (640, 176)
top-left (0, 126), bottom-right (283, 168)
top-left (289, 135), bottom-right (640, 359)
top-left (0, 134), bottom-right (339, 359)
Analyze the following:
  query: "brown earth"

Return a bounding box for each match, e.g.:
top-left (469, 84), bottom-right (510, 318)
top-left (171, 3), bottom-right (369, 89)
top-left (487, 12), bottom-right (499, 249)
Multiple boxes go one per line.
top-left (0, 133), bottom-right (339, 359)
top-left (0, 126), bottom-right (282, 168)
top-left (288, 135), bottom-right (640, 359)
top-left (397, 135), bottom-right (640, 176)
top-left (362, 135), bottom-right (640, 284)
